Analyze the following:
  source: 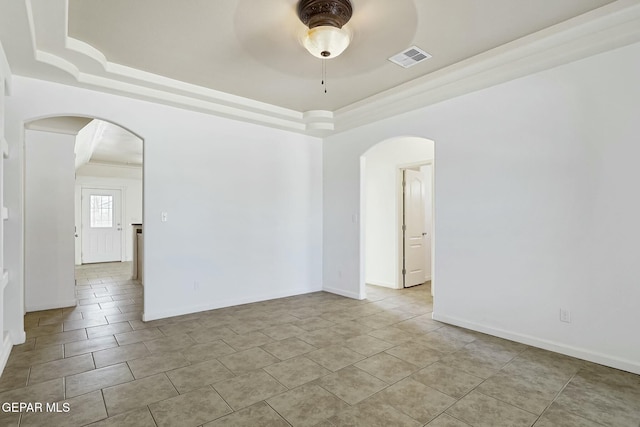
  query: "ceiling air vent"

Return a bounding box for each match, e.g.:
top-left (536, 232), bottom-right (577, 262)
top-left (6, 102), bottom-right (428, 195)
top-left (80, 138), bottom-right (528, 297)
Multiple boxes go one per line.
top-left (389, 46), bottom-right (432, 69)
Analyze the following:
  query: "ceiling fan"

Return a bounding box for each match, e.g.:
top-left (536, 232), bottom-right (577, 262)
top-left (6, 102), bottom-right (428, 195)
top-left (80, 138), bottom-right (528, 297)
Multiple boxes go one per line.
top-left (296, 0), bottom-right (355, 93)
top-left (296, 0), bottom-right (354, 60)
top-left (233, 0), bottom-right (417, 92)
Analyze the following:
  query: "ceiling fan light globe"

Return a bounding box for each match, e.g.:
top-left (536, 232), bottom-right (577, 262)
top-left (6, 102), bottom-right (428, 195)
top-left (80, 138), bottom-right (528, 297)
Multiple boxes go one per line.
top-left (301, 26), bottom-right (351, 59)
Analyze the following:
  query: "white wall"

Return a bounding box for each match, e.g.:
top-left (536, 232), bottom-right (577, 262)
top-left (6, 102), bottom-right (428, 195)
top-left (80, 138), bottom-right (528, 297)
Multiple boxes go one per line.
top-left (4, 76), bottom-right (322, 324)
top-left (75, 170), bottom-right (143, 264)
top-left (363, 137), bottom-right (433, 289)
top-left (324, 42), bottom-right (640, 374)
top-left (24, 130), bottom-right (76, 311)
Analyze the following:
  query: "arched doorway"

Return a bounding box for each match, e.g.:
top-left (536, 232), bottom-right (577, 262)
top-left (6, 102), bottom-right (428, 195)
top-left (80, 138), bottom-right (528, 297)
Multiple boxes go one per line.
top-left (23, 115), bottom-right (144, 322)
top-left (360, 136), bottom-right (435, 302)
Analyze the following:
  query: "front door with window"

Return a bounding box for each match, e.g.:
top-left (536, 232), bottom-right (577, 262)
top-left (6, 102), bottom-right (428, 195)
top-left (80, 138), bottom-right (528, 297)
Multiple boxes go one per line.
top-left (81, 188), bottom-right (122, 263)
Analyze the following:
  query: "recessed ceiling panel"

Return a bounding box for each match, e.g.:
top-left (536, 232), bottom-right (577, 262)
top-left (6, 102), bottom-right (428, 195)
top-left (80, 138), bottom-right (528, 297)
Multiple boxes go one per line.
top-left (68, 0), bottom-right (616, 112)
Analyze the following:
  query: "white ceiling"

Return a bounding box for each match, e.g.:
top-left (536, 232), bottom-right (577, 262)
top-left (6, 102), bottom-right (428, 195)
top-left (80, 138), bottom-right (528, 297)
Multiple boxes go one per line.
top-left (1, 0), bottom-right (640, 135)
top-left (67, 0), bottom-right (614, 112)
top-left (88, 120), bottom-right (143, 166)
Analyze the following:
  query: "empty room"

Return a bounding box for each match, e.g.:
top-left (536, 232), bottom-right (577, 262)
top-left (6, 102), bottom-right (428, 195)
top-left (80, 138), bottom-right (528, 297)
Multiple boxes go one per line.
top-left (0, 0), bottom-right (639, 426)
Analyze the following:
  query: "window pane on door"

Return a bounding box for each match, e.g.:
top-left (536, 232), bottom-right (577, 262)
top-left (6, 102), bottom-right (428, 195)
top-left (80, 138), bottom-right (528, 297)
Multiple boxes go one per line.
top-left (90, 195), bottom-right (113, 228)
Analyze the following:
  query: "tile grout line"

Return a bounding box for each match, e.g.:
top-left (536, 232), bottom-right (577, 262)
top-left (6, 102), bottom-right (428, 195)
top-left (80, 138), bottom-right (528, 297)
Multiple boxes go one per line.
top-left (443, 345), bottom-right (567, 420)
top-left (263, 399), bottom-right (295, 426)
top-left (530, 368), bottom-right (608, 427)
top-left (473, 388), bottom-right (540, 417)
top-left (207, 383), bottom-right (235, 420)
top-left (440, 355), bottom-right (518, 420)
top-left (146, 403), bottom-right (160, 427)
top-left (531, 369), bottom-right (579, 425)
top-left (97, 384), bottom-right (109, 423)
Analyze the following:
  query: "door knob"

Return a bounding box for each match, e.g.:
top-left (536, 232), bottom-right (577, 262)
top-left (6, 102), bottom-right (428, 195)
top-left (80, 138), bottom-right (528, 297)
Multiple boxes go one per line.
top-left (422, 232), bottom-right (427, 236)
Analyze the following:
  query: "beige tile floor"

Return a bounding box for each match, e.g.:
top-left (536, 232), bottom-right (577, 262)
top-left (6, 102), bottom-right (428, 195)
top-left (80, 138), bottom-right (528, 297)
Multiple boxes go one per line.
top-left (0, 262), bottom-right (639, 426)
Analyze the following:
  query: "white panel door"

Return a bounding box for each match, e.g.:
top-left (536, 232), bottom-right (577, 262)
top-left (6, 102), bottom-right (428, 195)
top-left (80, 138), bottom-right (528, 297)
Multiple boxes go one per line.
top-left (82, 188), bottom-right (122, 263)
top-left (403, 169), bottom-right (426, 287)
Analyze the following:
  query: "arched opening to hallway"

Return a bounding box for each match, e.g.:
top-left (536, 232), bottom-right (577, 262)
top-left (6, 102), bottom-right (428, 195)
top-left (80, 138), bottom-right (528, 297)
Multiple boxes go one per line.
top-left (23, 115), bottom-right (145, 329)
top-left (360, 136), bottom-right (435, 309)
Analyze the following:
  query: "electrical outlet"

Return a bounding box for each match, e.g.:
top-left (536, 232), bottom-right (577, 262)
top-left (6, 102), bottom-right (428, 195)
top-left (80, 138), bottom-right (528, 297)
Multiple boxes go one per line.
top-left (161, 212), bottom-right (168, 222)
top-left (560, 308), bottom-right (571, 323)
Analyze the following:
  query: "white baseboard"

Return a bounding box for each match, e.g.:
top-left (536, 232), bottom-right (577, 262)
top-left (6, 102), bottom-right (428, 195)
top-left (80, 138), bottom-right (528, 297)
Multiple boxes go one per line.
top-left (0, 333), bottom-right (13, 377)
top-left (143, 286), bottom-right (323, 322)
top-left (323, 286), bottom-right (364, 300)
top-left (26, 299), bottom-right (77, 313)
top-left (10, 330), bottom-right (26, 345)
top-left (432, 312), bottom-right (640, 375)
top-left (365, 280), bottom-right (397, 289)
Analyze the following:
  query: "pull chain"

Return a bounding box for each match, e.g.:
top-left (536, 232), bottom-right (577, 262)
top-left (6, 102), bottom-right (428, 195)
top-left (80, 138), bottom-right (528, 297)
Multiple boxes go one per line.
top-left (321, 59), bottom-right (327, 94)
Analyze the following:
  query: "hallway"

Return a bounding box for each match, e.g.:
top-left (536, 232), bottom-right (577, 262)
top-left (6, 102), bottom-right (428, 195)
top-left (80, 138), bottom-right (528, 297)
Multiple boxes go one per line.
top-left (74, 262), bottom-right (143, 325)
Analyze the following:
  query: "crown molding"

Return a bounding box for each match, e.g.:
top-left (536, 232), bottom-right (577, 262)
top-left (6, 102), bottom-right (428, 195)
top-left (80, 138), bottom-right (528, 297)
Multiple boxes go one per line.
top-left (20, 0), bottom-right (640, 137)
top-left (24, 0), bottom-right (334, 135)
top-left (334, 0), bottom-right (640, 132)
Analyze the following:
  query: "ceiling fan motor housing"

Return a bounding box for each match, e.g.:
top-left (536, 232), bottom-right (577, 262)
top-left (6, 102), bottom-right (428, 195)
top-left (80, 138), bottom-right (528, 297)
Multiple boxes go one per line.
top-left (297, 0), bottom-right (353, 29)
